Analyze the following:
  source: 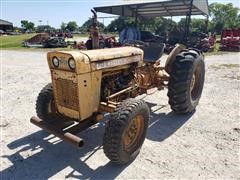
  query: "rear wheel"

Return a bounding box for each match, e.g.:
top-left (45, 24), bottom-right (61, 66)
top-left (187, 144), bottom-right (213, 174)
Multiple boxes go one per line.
top-left (103, 99), bottom-right (150, 164)
top-left (167, 49), bottom-right (205, 114)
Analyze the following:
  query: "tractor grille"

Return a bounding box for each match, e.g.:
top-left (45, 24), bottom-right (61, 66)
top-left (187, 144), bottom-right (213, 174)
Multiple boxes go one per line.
top-left (55, 78), bottom-right (79, 111)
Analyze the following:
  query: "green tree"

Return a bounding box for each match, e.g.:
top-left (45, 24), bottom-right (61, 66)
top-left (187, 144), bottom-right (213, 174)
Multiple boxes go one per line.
top-left (191, 19), bottom-right (207, 32)
top-left (155, 18), bottom-right (177, 35)
top-left (178, 18), bottom-right (207, 32)
top-left (36, 25), bottom-right (54, 33)
top-left (139, 17), bottom-right (163, 33)
top-left (21, 20), bottom-right (35, 31)
top-left (209, 3), bottom-right (240, 33)
top-left (107, 17), bottom-right (134, 32)
top-left (107, 16), bottom-right (175, 35)
top-left (66, 21), bottom-right (78, 32)
top-left (60, 22), bottom-right (66, 31)
top-left (80, 18), bottom-right (105, 33)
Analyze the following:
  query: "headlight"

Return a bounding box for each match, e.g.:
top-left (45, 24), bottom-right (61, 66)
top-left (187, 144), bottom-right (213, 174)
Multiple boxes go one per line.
top-left (68, 58), bottom-right (76, 70)
top-left (52, 57), bottom-right (59, 68)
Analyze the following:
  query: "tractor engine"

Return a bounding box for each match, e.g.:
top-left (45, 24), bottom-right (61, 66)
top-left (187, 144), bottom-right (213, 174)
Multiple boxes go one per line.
top-left (101, 69), bottom-right (135, 101)
top-left (134, 64), bottom-right (168, 91)
top-left (100, 63), bottom-right (168, 102)
top-left (46, 47), bottom-right (143, 121)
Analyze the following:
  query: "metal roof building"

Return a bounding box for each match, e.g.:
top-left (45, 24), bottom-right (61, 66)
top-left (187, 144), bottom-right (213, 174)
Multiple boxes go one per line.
top-left (94, 0), bottom-right (209, 43)
top-left (94, 0), bottom-right (209, 18)
top-left (0, 19), bottom-right (13, 31)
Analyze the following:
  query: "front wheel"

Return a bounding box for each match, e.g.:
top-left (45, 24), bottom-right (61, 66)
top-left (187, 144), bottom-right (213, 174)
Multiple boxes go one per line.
top-left (167, 49), bottom-right (205, 114)
top-left (36, 83), bottom-right (57, 122)
top-left (103, 99), bottom-right (150, 164)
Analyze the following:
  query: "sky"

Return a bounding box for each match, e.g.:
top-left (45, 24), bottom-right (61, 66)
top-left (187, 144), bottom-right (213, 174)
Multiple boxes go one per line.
top-left (1, 0), bottom-right (240, 28)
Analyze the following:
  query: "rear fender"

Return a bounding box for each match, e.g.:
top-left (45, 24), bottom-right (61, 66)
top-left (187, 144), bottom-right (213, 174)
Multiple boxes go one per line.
top-left (165, 44), bottom-right (186, 74)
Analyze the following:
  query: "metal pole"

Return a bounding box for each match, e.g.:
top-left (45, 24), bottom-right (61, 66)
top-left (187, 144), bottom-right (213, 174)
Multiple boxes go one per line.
top-left (183, 15), bottom-right (188, 42)
top-left (206, 15), bottom-right (209, 33)
top-left (135, 6), bottom-right (138, 24)
top-left (170, 16), bottom-right (173, 30)
top-left (184, 0), bottom-right (194, 44)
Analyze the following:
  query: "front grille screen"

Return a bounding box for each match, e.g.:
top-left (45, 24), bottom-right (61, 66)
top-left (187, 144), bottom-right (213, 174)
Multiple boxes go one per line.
top-left (55, 78), bottom-right (79, 111)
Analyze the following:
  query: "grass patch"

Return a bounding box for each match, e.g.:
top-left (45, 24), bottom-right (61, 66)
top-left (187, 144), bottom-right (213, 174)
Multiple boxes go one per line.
top-left (72, 34), bottom-right (89, 38)
top-left (211, 63), bottom-right (240, 80)
top-left (219, 64), bottom-right (240, 68)
top-left (204, 42), bottom-right (226, 56)
top-left (0, 33), bottom-right (36, 49)
top-left (0, 33), bottom-right (88, 50)
top-left (210, 64), bottom-right (240, 69)
top-left (223, 75), bottom-right (240, 80)
top-left (204, 51), bottom-right (227, 56)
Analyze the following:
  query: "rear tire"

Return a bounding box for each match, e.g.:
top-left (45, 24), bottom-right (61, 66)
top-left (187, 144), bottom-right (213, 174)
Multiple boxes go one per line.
top-left (103, 99), bottom-right (150, 164)
top-left (167, 49), bottom-right (205, 114)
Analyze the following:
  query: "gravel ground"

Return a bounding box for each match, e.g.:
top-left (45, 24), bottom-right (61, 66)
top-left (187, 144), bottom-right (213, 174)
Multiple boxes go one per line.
top-left (1, 50), bottom-right (240, 179)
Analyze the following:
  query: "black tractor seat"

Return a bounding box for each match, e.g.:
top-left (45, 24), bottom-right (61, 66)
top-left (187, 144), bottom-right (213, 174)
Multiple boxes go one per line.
top-left (140, 43), bottom-right (165, 63)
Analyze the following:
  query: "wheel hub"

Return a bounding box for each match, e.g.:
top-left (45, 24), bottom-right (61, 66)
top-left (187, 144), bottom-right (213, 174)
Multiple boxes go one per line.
top-left (190, 74), bottom-right (196, 93)
top-left (190, 66), bottom-right (202, 101)
top-left (123, 115), bottom-right (144, 152)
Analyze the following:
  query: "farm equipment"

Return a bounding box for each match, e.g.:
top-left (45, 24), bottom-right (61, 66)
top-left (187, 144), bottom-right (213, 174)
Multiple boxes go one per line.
top-left (24, 33), bottom-right (68, 48)
top-left (23, 33), bottom-right (50, 48)
top-left (220, 28), bottom-right (240, 52)
top-left (30, 0), bottom-right (208, 164)
top-left (166, 31), bottom-right (215, 53)
top-left (85, 34), bottom-right (120, 49)
top-left (42, 37), bottom-right (67, 48)
top-left (75, 10), bottom-right (120, 50)
top-left (188, 32), bottom-right (216, 52)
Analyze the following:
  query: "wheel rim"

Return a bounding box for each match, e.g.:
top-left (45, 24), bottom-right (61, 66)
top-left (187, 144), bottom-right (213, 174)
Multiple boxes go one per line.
top-left (190, 74), bottom-right (196, 92)
top-left (123, 115), bottom-right (144, 152)
top-left (191, 66), bottom-right (202, 101)
top-left (47, 99), bottom-right (56, 113)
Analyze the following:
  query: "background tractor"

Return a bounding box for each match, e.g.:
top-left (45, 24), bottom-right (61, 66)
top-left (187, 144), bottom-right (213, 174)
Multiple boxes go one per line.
top-left (31, 0), bottom-right (208, 164)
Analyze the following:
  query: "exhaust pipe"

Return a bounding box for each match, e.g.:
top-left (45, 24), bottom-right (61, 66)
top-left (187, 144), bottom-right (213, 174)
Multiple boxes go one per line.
top-left (30, 116), bottom-right (84, 148)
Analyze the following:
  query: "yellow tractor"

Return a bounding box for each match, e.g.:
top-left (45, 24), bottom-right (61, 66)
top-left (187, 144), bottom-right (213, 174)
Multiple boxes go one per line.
top-left (31, 1), bottom-right (208, 164)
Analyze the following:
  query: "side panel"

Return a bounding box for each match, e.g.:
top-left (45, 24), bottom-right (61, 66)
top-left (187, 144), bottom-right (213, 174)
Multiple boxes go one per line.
top-left (91, 55), bottom-right (141, 71)
top-left (91, 71), bottom-right (102, 112)
top-left (77, 71), bottom-right (102, 120)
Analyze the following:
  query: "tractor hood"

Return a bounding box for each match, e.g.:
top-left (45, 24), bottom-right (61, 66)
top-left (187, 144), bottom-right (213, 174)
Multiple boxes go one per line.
top-left (47, 47), bottom-right (143, 74)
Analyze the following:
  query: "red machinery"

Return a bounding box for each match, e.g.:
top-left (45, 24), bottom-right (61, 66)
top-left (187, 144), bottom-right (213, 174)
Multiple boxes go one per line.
top-left (199, 33), bottom-right (216, 52)
top-left (220, 28), bottom-right (240, 51)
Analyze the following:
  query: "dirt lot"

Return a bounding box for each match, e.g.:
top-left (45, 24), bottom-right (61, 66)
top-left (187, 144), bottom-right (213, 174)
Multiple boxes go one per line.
top-left (1, 50), bottom-right (240, 179)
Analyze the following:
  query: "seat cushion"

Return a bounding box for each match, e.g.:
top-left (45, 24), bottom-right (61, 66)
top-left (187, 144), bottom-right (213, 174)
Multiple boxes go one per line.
top-left (141, 43), bottom-right (165, 63)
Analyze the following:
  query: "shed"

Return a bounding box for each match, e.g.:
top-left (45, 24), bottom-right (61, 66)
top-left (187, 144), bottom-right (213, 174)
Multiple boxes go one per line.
top-left (94, 0), bottom-right (209, 18)
top-left (0, 19), bottom-right (13, 32)
top-left (94, 0), bottom-right (209, 42)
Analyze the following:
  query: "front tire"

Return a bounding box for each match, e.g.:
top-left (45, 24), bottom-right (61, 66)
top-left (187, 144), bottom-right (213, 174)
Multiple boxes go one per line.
top-left (36, 83), bottom-right (56, 122)
top-left (167, 49), bottom-right (205, 114)
top-left (103, 99), bottom-right (150, 164)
